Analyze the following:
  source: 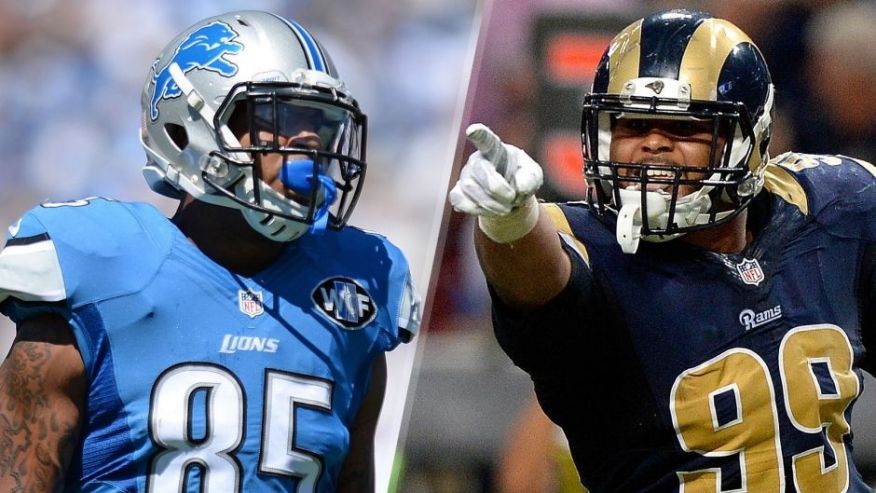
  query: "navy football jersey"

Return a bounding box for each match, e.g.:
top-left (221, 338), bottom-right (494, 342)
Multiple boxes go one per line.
top-left (492, 153), bottom-right (876, 492)
top-left (0, 198), bottom-right (420, 492)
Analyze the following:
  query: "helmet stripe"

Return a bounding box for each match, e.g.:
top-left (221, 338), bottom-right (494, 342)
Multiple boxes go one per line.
top-left (680, 19), bottom-right (753, 101)
top-left (274, 16), bottom-right (327, 73)
top-left (606, 19), bottom-right (643, 94)
top-left (638, 11), bottom-right (707, 80)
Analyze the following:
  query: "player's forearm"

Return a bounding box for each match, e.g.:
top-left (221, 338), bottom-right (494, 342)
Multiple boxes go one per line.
top-left (336, 461), bottom-right (374, 493)
top-left (0, 319), bottom-right (86, 493)
top-left (475, 204), bottom-right (571, 310)
top-left (0, 348), bottom-right (81, 492)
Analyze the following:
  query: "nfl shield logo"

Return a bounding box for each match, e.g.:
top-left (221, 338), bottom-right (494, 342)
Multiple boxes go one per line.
top-left (736, 258), bottom-right (765, 286)
top-left (238, 290), bottom-right (264, 318)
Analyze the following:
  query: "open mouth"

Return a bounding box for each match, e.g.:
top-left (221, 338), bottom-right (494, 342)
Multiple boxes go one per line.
top-left (620, 166), bottom-right (706, 197)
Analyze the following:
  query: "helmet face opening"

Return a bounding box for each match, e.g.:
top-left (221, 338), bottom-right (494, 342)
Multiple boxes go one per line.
top-left (212, 80), bottom-right (367, 231)
top-left (140, 11), bottom-right (370, 242)
top-left (578, 10), bottom-right (774, 247)
top-left (582, 93), bottom-right (757, 236)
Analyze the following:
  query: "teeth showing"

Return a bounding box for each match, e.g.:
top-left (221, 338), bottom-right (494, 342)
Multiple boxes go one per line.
top-left (645, 169), bottom-right (674, 179)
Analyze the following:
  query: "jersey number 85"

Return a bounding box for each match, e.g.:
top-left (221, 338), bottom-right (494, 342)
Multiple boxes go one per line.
top-left (147, 363), bottom-right (333, 492)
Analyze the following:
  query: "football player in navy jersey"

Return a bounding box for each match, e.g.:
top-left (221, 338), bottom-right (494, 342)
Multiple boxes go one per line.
top-left (450, 9), bottom-right (874, 492)
top-left (0, 11), bottom-right (419, 493)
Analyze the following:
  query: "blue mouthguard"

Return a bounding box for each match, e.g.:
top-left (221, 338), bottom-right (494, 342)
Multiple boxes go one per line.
top-left (280, 159), bottom-right (338, 234)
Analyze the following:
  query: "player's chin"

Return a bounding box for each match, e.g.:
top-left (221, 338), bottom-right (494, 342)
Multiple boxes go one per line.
top-left (284, 189), bottom-right (314, 205)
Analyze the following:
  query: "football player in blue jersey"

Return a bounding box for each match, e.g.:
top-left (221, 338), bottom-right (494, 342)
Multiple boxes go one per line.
top-left (0, 10), bottom-right (419, 493)
top-left (450, 9), bottom-right (875, 492)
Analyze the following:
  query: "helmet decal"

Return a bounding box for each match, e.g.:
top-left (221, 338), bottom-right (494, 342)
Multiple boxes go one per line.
top-left (600, 20), bottom-right (642, 94)
top-left (149, 21), bottom-right (244, 120)
top-left (272, 15), bottom-right (329, 73)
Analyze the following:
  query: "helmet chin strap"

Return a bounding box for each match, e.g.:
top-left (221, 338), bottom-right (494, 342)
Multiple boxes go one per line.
top-left (615, 187), bottom-right (720, 254)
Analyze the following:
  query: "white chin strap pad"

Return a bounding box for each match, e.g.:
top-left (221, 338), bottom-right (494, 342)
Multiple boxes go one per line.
top-left (615, 187), bottom-right (717, 254)
top-left (234, 178), bottom-right (311, 243)
top-left (616, 203), bottom-right (643, 254)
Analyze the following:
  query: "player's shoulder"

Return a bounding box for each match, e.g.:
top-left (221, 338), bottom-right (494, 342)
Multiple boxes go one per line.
top-left (766, 152), bottom-right (876, 217)
top-left (297, 224), bottom-right (420, 345)
top-left (314, 223), bottom-right (410, 268)
top-left (542, 201), bottom-right (609, 268)
top-left (1, 197), bottom-right (174, 307)
top-left (765, 152), bottom-right (876, 240)
top-left (9, 196), bottom-right (168, 241)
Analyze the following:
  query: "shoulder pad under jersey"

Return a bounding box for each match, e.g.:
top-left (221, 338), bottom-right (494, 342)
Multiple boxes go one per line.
top-left (0, 198), bottom-right (174, 314)
top-left (765, 152), bottom-right (876, 240)
top-left (304, 225), bottom-right (421, 347)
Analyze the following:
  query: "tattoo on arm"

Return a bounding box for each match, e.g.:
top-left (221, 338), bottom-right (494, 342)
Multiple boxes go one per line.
top-left (0, 315), bottom-right (86, 492)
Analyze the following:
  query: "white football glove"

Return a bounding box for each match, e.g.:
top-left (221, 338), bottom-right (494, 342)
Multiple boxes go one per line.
top-left (449, 124), bottom-right (544, 243)
top-left (449, 123), bottom-right (543, 216)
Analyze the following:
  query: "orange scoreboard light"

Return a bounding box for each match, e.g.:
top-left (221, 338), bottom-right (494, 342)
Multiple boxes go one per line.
top-left (545, 33), bottom-right (609, 86)
top-left (532, 14), bottom-right (630, 201)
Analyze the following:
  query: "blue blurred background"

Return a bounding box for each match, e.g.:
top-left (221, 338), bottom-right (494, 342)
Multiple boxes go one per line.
top-left (0, 1), bottom-right (479, 491)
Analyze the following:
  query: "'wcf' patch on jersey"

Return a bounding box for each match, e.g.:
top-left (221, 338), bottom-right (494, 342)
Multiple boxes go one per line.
top-left (312, 277), bottom-right (376, 330)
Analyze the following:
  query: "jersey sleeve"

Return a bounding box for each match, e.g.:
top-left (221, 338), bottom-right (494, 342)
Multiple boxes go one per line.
top-left (374, 237), bottom-right (421, 352)
top-left (861, 242), bottom-right (876, 376)
top-left (0, 210), bottom-right (68, 319)
top-left (490, 237), bottom-right (599, 377)
top-left (767, 153), bottom-right (876, 240)
top-left (1, 198), bottom-right (172, 373)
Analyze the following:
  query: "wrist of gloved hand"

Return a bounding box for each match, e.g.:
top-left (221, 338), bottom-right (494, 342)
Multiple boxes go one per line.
top-left (477, 195), bottom-right (540, 244)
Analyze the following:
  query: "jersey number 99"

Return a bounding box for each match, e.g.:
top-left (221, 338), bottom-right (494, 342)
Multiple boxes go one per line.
top-left (670, 324), bottom-right (858, 492)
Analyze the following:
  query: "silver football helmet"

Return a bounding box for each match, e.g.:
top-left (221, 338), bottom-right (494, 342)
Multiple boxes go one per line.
top-left (141, 11), bottom-right (366, 242)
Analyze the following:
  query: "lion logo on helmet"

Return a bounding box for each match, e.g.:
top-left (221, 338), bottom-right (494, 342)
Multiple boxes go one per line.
top-left (149, 21), bottom-right (243, 120)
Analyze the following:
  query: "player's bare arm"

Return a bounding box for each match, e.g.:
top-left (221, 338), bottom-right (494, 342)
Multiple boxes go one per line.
top-left (336, 353), bottom-right (386, 493)
top-left (0, 314), bottom-right (86, 492)
top-left (451, 124), bottom-right (570, 310)
top-left (474, 209), bottom-right (570, 310)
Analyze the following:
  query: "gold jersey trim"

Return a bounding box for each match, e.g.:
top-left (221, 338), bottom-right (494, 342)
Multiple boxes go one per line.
top-left (543, 203), bottom-right (591, 267)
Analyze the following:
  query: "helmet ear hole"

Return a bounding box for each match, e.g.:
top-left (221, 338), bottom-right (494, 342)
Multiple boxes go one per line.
top-left (165, 123), bottom-right (189, 151)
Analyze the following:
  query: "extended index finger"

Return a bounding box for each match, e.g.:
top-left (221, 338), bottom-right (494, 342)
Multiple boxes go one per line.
top-left (466, 123), bottom-right (508, 175)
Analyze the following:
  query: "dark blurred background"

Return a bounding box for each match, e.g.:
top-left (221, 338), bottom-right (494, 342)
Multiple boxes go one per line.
top-left (402, 1), bottom-right (876, 492)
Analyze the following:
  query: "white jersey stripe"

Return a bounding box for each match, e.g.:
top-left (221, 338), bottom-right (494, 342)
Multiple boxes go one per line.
top-left (0, 239), bottom-right (66, 304)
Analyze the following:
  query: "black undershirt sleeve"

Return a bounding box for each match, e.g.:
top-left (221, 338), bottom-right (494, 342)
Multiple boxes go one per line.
top-left (489, 241), bottom-right (598, 376)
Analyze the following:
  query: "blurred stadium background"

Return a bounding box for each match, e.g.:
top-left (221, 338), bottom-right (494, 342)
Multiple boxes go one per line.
top-left (3, 0), bottom-right (876, 492)
top-left (405, 0), bottom-right (876, 492)
top-left (0, 0), bottom-right (478, 492)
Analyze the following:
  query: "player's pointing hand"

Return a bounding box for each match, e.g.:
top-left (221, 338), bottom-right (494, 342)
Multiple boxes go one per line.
top-left (449, 123), bottom-right (544, 217)
top-left (449, 124), bottom-right (544, 243)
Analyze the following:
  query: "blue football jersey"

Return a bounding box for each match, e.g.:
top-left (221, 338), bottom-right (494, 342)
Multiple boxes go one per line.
top-left (0, 197), bottom-right (420, 493)
top-left (492, 154), bottom-right (876, 492)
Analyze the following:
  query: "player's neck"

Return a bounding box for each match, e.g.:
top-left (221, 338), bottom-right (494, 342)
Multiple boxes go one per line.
top-left (171, 196), bottom-right (287, 276)
top-left (679, 210), bottom-right (750, 254)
